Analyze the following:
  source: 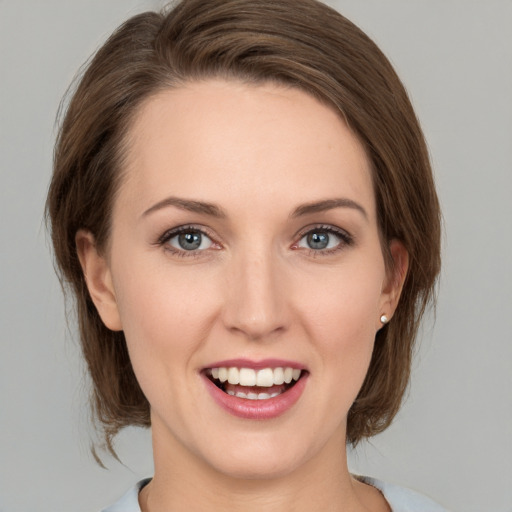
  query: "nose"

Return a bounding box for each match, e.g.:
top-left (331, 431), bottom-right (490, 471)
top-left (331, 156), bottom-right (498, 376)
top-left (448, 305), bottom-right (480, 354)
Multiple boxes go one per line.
top-left (222, 247), bottom-right (289, 341)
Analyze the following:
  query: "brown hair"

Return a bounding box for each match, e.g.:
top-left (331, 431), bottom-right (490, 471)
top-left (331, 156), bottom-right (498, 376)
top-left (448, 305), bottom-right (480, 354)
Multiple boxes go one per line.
top-left (46, 0), bottom-right (441, 454)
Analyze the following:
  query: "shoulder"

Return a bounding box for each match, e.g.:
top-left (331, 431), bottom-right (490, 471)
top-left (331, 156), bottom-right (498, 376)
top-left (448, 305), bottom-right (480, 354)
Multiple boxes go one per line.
top-left (358, 476), bottom-right (450, 512)
top-left (100, 478), bottom-right (150, 512)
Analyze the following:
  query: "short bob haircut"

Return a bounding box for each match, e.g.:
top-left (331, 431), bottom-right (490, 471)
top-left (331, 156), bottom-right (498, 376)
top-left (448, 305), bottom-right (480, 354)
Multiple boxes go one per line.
top-left (47, 0), bottom-right (441, 453)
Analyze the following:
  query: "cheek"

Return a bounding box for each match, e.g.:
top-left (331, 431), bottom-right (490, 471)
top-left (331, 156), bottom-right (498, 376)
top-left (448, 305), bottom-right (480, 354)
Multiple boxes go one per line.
top-left (110, 254), bottom-right (221, 376)
top-left (296, 262), bottom-right (384, 386)
top-left (301, 264), bottom-right (383, 339)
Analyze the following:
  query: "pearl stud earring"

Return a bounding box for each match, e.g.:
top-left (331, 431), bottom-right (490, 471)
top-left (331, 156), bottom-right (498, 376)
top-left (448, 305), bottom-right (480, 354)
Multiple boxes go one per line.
top-left (380, 314), bottom-right (389, 324)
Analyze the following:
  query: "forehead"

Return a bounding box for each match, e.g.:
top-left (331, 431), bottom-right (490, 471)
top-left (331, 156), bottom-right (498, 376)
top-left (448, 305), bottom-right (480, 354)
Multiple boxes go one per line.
top-left (118, 79), bottom-right (375, 220)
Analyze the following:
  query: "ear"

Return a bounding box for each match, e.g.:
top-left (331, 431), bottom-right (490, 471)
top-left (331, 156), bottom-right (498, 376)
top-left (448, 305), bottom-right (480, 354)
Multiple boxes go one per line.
top-left (378, 239), bottom-right (409, 325)
top-left (75, 230), bottom-right (123, 331)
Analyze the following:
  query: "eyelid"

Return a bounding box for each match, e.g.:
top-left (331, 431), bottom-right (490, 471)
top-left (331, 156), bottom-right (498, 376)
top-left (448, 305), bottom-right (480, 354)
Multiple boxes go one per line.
top-left (295, 224), bottom-right (352, 240)
top-left (159, 224), bottom-right (201, 242)
top-left (155, 223), bottom-right (353, 257)
top-left (156, 224), bottom-right (221, 255)
top-left (293, 224), bottom-right (354, 252)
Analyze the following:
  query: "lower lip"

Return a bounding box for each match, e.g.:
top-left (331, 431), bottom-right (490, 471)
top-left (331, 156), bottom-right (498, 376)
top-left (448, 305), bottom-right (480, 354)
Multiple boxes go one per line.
top-left (203, 373), bottom-right (308, 420)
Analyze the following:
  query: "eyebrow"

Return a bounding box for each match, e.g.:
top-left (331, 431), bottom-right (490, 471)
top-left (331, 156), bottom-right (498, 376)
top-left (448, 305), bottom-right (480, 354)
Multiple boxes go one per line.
top-left (141, 196), bottom-right (367, 221)
top-left (142, 197), bottom-right (226, 218)
top-left (292, 198), bottom-right (368, 220)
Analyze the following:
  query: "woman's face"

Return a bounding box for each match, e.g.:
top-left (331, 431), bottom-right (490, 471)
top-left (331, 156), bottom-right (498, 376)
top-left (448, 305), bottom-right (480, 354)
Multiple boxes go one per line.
top-left (80, 80), bottom-right (405, 479)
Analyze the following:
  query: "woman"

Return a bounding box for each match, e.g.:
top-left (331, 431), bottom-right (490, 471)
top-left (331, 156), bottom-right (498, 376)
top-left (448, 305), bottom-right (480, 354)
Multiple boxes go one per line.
top-left (46, 0), bottom-right (444, 510)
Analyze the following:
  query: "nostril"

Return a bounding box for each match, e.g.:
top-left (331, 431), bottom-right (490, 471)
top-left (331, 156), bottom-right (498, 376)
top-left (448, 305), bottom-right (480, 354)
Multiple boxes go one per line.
top-left (227, 322), bottom-right (287, 342)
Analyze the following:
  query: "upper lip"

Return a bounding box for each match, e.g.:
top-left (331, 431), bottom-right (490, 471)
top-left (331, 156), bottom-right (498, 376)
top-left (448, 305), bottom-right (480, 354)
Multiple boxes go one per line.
top-left (203, 358), bottom-right (307, 371)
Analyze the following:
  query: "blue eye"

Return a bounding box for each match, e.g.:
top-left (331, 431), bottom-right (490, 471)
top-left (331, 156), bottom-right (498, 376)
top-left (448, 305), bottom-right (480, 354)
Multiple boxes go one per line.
top-left (297, 228), bottom-right (349, 251)
top-left (167, 230), bottom-right (213, 251)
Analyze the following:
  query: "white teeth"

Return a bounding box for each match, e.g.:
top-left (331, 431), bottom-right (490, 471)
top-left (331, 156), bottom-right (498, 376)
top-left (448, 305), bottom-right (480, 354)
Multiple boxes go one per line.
top-left (218, 367), bottom-right (228, 383)
top-left (273, 367), bottom-right (285, 385)
top-left (210, 366), bottom-right (303, 386)
top-left (239, 368), bottom-right (257, 386)
top-left (256, 368), bottom-right (274, 387)
top-left (227, 367), bottom-right (240, 385)
top-left (230, 391), bottom-right (282, 400)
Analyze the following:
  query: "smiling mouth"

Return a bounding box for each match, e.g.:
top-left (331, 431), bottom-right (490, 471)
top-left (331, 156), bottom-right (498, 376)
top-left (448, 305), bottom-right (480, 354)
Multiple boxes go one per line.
top-left (205, 366), bottom-right (304, 400)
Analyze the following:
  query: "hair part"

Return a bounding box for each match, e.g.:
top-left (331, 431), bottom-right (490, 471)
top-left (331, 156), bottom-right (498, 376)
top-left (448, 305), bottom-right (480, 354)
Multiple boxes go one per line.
top-left (46, 0), bottom-right (441, 457)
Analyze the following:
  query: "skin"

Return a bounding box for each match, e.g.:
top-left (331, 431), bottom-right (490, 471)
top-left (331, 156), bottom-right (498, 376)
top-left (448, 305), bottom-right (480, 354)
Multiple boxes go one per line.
top-left (77, 80), bottom-right (408, 511)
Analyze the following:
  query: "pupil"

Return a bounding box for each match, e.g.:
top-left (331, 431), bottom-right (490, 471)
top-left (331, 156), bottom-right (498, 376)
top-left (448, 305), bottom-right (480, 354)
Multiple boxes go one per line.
top-left (308, 232), bottom-right (329, 250)
top-left (178, 232), bottom-right (201, 250)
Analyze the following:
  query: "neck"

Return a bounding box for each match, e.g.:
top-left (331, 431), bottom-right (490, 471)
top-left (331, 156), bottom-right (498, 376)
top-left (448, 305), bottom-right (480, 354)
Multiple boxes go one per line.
top-left (140, 422), bottom-right (376, 512)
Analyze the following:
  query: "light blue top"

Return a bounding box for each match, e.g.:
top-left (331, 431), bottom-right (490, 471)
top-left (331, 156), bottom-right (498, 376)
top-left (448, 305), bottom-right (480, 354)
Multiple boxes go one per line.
top-left (101, 477), bottom-right (449, 511)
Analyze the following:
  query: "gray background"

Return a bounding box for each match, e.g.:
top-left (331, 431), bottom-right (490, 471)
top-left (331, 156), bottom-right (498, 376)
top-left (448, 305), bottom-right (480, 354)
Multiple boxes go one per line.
top-left (1, 1), bottom-right (511, 511)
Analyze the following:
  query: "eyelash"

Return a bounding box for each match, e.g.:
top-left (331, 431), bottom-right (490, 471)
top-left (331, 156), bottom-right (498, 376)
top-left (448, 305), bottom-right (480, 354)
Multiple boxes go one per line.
top-left (156, 224), bottom-right (354, 258)
top-left (294, 224), bottom-right (354, 256)
top-left (156, 225), bottom-right (219, 258)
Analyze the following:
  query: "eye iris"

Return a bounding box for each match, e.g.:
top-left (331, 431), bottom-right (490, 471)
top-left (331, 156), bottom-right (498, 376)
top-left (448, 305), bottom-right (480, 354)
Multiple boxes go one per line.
top-left (307, 232), bottom-right (329, 250)
top-left (178, 232), bottom-right (202, 250)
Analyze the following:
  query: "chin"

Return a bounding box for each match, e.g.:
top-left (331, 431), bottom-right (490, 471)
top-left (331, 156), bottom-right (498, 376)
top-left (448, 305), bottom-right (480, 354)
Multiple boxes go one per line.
top-left (197, 429), bottom-right (323, 482)
top-left (210, 452), bottom-right (305, 481)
